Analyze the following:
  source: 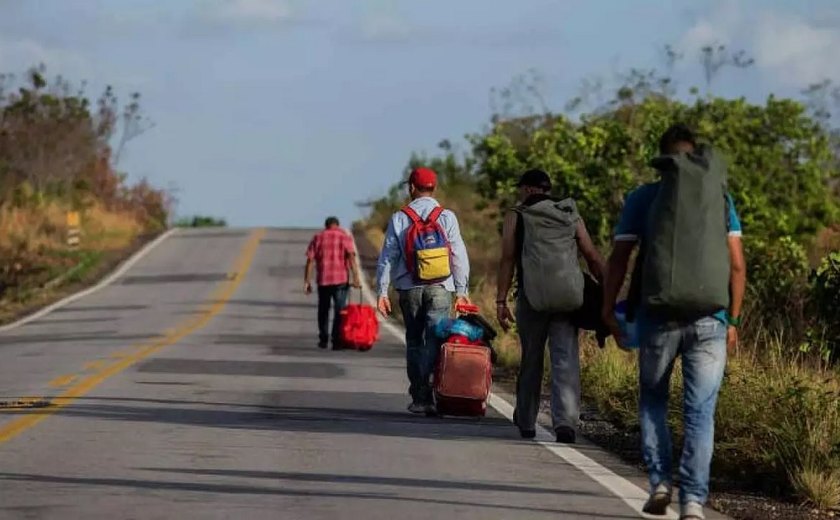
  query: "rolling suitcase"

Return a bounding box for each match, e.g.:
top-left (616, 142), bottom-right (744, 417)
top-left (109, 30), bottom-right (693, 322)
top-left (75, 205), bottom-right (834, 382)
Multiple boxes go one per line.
top-left (433, 304), bottom-right (493, 417)
top-left (339, 290), bottom-right (379, 351)
top-left (434, 341), bottom-right (492, 416)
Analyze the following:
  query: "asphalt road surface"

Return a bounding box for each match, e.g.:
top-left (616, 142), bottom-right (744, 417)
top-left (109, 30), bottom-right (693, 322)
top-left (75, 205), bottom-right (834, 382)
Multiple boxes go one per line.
top-left (0, 228), bottom-right (724, 519)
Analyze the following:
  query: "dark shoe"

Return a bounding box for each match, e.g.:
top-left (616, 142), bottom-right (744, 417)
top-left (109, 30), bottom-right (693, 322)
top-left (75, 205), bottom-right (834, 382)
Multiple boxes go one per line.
top-left (318, 341), bottom-right (328, 349)
top-left (519, 428), bottom-right (536, 439)
top-left (513, 409), bottom-right (536, 439)
top-left (407, 402), bottom-right (426, 415)
top-left (555, 426), bottom-right (576, 444)
top-left (423, 403), bottom-right (438, 417)
top-left (642, 483), bottom-right (673, 516)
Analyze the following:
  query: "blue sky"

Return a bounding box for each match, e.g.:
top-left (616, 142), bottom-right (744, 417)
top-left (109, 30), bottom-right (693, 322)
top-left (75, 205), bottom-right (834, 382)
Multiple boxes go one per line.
top-left (1, 0), bottom-right (838, 227)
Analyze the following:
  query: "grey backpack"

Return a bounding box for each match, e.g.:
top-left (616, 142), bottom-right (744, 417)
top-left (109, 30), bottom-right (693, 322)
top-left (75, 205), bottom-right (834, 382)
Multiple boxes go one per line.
top-left (514, 198), bottom-right (584, 313)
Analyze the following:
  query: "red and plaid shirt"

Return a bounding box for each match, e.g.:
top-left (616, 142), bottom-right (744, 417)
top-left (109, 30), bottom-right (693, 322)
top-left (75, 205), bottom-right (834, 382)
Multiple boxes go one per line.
top-left (306, 227), bottom-right (355, 287)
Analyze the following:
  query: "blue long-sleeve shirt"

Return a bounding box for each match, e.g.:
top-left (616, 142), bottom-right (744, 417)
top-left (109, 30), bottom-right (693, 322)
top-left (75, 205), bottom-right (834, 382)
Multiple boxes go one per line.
top-left (375, 197), bottom-right (470, 297)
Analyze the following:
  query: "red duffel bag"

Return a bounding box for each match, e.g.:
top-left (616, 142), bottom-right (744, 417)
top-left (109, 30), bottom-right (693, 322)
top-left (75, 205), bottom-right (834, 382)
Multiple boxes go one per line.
top-left (340, 290), bottom-right (379, 351)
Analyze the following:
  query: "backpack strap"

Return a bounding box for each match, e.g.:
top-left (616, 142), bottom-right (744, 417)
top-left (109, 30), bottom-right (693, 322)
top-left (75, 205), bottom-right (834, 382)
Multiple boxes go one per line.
top-left (401, 206), bottom-right (422, 224)
top-left (427, 206), bottom-right (445, 224)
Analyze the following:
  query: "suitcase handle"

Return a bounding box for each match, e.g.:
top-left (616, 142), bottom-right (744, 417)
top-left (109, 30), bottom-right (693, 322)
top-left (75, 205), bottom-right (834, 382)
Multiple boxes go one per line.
top-left (455, 303), bottom-right (480, 315)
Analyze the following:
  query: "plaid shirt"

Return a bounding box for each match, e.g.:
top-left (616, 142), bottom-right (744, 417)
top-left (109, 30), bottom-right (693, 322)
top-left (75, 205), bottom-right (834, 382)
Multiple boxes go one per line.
top-left (306, 227), bottom-right (355, 287)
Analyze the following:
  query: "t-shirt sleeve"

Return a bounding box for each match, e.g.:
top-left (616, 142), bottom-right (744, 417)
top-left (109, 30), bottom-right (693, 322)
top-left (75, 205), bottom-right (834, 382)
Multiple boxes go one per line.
top-left (614, 188), bottom-right (649, 242)
top-left (726, 193), bottom-right (743, 237)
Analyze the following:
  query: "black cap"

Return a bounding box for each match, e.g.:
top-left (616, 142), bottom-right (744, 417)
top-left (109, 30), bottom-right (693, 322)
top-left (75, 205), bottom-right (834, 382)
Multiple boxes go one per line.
top-left (517, 168), bottom-right (551, 190)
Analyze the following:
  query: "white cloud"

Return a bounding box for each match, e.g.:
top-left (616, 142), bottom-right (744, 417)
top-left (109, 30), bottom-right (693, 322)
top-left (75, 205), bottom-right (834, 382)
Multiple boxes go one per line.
top-left (195, 0), bottom-right (295, 30)
top-left (679, 1), bottom-right (742, 54)
top-left (678, 2), bottom-right (840, 88)
top-left (752, 13), bottom-right (840, 87)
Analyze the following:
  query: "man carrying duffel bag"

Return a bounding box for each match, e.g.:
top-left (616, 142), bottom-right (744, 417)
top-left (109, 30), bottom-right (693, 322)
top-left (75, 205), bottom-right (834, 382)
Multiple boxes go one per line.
top-left (495, 169), bottom-right (605, 444)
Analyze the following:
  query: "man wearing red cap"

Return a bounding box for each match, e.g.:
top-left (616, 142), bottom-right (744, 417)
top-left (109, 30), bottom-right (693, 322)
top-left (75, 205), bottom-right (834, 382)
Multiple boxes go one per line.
top-left (376, 167), bottom-right (471, 415)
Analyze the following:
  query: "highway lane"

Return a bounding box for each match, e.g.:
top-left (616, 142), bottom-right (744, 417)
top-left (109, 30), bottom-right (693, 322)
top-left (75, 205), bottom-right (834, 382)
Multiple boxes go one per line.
top-left (0, 228), bottom-right (719, 519)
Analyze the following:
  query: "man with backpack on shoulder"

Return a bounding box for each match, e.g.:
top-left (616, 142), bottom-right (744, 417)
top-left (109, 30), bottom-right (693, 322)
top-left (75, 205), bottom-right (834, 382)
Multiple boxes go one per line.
top-left (376, 167), bottom-right (471, 415)
top-left (496, 169), bottom-right (606, 444)
top-left (601, 124), bottom-right (747, 520)
top-left (305, 217), bottom-right (362, 350)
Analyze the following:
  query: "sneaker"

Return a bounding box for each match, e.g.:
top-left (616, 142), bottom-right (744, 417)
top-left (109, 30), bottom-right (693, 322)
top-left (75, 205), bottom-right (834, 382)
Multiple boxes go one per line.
top-left (642, 483), bottom-right (672, 516)
top-left (407, 402), bottom-right (426, 415)
top-left (423, 403), bottom-right (437, 417)
top-left (317, 341), bottom-right (328, 349)
top-left (555, 426), bottom-right (576, 444)
top-left (680, 502), bottom-right (705, 520)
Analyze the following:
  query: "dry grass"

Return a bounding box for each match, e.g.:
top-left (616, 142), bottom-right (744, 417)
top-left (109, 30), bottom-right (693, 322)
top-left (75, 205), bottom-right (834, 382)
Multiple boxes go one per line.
top-left (793, 469), bottom-right (840, 510)
top-left (0, 200), bottom-right (145, 318)
top-left (82, 203), bottom-right (142, 251)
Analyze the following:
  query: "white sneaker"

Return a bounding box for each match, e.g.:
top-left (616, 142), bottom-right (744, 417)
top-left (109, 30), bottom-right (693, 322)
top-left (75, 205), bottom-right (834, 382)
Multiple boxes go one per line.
top-left (680, 502), bottom-right (705, 520)
top-left (642, 483), bottom-right (672, 515)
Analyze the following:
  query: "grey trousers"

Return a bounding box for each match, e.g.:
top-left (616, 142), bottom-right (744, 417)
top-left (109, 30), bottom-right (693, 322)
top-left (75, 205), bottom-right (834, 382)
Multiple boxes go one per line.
top-left (514, 296), bottom-right (580, 432)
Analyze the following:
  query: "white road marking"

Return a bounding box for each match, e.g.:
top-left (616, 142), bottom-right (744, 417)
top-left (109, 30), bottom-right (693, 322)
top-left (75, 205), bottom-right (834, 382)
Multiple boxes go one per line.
top-left (0, 229), bottom-right (178, 334)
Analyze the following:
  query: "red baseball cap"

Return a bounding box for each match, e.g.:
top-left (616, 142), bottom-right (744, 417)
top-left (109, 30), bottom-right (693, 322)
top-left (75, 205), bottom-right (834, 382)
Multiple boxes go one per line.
top-left (408, 167), bottom-right (437, 190)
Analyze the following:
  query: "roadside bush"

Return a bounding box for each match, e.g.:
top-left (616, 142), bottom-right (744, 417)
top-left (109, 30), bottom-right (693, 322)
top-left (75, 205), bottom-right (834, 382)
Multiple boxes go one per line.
top-left (807, 252), bottom-right (840, 361)
top-left (742, 236), bottom-right (810, 337)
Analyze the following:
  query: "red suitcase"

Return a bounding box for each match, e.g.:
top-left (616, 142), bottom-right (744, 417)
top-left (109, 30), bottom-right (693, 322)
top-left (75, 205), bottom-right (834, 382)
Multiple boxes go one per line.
top-left (434, 341), bottom-right (492, 417)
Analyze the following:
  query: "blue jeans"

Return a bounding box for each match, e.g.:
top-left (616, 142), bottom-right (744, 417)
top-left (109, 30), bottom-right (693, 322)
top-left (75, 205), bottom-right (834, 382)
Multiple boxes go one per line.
top-left (317, 284), bottom-right (349, 345)
top-left (639, 316), bottom-right (727, 506)
top-left (398, 286), bottom-right (452, 405)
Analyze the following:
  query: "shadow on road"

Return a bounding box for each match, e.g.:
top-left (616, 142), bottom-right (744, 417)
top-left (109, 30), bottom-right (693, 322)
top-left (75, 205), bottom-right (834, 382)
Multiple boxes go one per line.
top-left (0, 472), bottom-right (638, 517)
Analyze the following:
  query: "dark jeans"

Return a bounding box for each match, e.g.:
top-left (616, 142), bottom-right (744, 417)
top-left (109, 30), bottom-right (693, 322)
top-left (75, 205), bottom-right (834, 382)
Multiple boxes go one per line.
top-left (317, 284), bottom-right (349, 345)
top-left (397, 286), bottom-right (451, 405)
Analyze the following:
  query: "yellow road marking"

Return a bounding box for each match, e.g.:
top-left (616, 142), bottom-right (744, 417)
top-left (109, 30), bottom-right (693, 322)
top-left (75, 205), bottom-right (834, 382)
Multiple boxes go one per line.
top-left (48, 374), bottom-right (77, 388)
top-left (84, 360), bottom-right (106, 371)
top-left (0, 229), bottom-right (265, 444)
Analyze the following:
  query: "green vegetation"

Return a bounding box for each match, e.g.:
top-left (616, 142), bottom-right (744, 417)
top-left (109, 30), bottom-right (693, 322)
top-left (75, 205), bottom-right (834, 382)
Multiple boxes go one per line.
top-left (0, 65), bottom-right (169, 315)
top-left (175, 215), bottom-right (228, 228)
top-left (358, 49), bottom-right (840, 509)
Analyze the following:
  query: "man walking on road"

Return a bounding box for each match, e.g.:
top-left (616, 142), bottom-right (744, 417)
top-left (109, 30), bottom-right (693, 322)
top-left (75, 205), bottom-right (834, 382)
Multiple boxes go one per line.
top-left (376, 167), bottom-right (471, 415)
top-left (305, 217), bottom-right (361, 350)
top-left (601, 124), bottom-right (746, 520)
top-left (496, 169), bottom-right (605, 444)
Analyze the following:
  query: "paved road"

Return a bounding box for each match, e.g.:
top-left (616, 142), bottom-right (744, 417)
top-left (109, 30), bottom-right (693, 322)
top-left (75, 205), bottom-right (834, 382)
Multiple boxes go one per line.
top-left (0, 228), bottom-right (715, 519)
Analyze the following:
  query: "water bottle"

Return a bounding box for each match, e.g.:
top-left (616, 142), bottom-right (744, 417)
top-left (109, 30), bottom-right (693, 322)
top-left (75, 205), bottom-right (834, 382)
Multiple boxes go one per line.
top-left (614, 300), bottom-right (639, 349)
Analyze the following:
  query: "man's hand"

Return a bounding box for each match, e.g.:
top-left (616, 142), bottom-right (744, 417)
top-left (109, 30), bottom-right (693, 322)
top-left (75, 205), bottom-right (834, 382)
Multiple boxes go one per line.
top-left (377, 296), bottom-right (392, 317)
top-left (304, 281), bottom-right (313, 295)
top-left (727, 326), bottom-right (738, 354)
top-left (601, 306), bottom-right (627, 350)
top-left (497, 302), bottom-right (515, 332)
top-left (351, 277), bottom-right (362, 289)
top-left (454, 295), bottom-right (472, 309)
